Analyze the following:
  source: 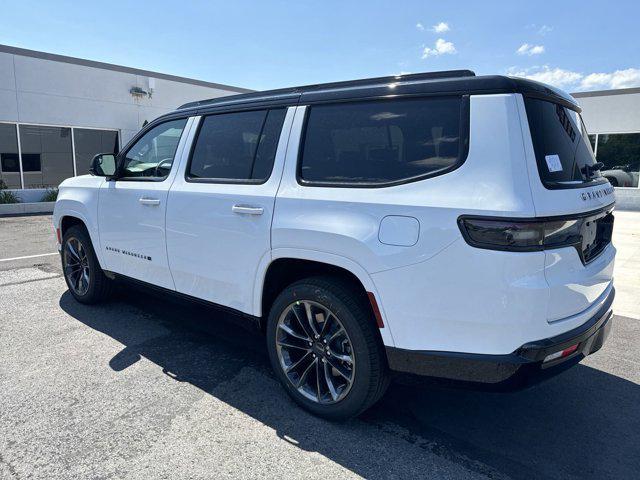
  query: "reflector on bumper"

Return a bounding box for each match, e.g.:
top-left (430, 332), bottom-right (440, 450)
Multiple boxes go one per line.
top-left (543, 343), bottom-right (579, 363)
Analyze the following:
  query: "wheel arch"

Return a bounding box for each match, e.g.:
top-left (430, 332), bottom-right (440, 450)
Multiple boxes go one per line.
top-left (255, 249), bottom-right (395, 346)
top-left (57, 212), bottom-right (106, 269)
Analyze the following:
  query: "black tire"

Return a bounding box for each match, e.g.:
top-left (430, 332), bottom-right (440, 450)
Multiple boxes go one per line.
top-left (266, 276), bottom-right (389, 420)
top-left (607, 177), bottom-right (618, 187)
top-left (61, 225), bottom-right (113, 304)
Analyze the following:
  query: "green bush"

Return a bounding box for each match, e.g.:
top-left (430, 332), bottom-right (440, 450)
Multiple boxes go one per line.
top-left (41, 188), bottom-right (58, 202)
top-left (0, 180), bottom-right (20, 204)
top-left (0, 190), bottom-right (20, 204)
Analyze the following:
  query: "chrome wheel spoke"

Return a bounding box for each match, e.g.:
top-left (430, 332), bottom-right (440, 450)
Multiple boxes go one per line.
top-left (66, 241), bottom-right (81, 262)
top-left (323, 361), bottom-right (339, 401)
top-left (277, 339), bottom-right (309, 351)
top-left (296, 357), bottom-right (317, 388)
top-left (291, 303), bottom-right (316, 340)
top-left (285, 351), bottom-right (313, 373)
top-left (64, 237), bottom-right (90, 296)
top-left (329, 351), bottom-right (352, 364)
top-left (315, 360), bottom-right (322, 401)
top-left (276, 300), bottom-right (355, 405)
top-left (325, 356), bottom-right (352, 382)
top-left (327, 327), bottom-right (346, 345)
top-left (278, 322), bottom-right (310, 342)
top-left (303, 302), bottom-right (320, 338)
top-left (318, 312), bottom-right (334, 338)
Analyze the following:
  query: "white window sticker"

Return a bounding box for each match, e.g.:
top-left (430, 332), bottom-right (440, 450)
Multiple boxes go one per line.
top-left (545, 154), bottom-right (563, 172)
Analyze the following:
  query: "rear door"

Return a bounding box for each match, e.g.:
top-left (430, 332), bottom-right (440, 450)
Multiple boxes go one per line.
top-left (98, 117), bottom-right (192, 289)
top-left (165, 107), bottom-right (294, 314)
top-left (517, 95), bottom-right (615, 321)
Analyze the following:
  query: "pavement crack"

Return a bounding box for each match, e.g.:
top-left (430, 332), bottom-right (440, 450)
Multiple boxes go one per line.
top-left (0, 274), bottom-right (62, 288)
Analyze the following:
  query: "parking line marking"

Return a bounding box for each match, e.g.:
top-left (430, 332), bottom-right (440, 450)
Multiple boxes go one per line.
top-left (0, 252), bottom-right (58, 263)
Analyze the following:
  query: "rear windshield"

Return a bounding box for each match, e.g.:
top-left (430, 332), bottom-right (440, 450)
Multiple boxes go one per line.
top-left (524, 98), bottom-right (604, 189)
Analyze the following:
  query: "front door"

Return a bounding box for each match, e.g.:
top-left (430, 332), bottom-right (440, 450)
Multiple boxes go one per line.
top-left (98, 117), bottom-right (192, 290)
top-left (166, 107), bottom-right (294, 314)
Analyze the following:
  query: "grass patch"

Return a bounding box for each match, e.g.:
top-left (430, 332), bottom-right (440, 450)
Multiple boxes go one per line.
top-left (41, 188), bottom-right (58, 202)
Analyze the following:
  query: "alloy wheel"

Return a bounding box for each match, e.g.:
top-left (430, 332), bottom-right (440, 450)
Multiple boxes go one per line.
top-left (64, 237), bottom-right (90, 296)
top-left (275, 300), bottom-right (355, 404)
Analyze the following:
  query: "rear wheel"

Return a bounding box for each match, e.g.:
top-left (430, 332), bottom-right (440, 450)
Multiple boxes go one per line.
top-left (266, 276), bottom-right (388, 420)
top-left (62, 225), bottom-right (113, 304)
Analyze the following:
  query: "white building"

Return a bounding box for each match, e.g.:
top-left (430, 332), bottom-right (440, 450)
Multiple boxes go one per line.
top-left (573, 87), bottom-right (640, 210)
top-left (0, 44), bottom-right (250, 194)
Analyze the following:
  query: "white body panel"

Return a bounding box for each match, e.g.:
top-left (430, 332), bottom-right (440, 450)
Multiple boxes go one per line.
top-left (53, 175), bottom-right (105, 263)
top-left (53, 87), bottom-right (616, 358)
top-left (165, 109), bottom-right (296, 312)
top-left (96, 117), bottom-right (195, 290)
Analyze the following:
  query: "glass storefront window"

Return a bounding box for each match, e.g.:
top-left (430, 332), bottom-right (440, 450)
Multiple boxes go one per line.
top-left (0, 123), bottom-right (121, 189)
top-left (0, 123), bottom-right (21, 188)
top-left (74, 129), bottom-right (119, 175)
top-left (596, 133), bottom-right (640, 188)
top-left (19, 125), bottom-right (74, 188)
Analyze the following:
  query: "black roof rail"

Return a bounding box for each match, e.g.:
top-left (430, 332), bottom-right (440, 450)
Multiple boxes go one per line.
top-left (178, 70), bottom-right (476, 110)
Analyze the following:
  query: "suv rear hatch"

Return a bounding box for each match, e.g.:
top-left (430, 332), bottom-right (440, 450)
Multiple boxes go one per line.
top-left (519, 94), bottom-right (615, 322)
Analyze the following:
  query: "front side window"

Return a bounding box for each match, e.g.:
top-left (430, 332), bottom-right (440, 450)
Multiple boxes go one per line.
top-left (188, 108), bottom-right (286, 182)
top-left (524, 98), bottom-right (604, 189)
top-left (121, 119), bottom-right (187, 179)
top-left (299, 97), bottom-right (465, 185)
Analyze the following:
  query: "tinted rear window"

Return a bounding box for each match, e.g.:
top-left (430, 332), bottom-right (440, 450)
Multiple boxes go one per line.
top-left (524, 98), bottom-right (603, 188)
top-left (299, 97), bottom-right (465, 185)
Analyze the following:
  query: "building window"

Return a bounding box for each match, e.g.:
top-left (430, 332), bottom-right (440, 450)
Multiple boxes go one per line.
top-left (19, 125), bottom-right (74, 188)
top-left (0, 123), bottom-right (120, 189)
top-left (0, 123), bottom-right (21, 188)
top-left (74, 129), bottom-right (119, 176)
top-left (594, 133), bottom-right (640, 188)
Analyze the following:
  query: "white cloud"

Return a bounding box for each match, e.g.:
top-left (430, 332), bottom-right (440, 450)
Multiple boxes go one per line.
top-left (580, 69), bottom-right (640, 90)
top-left (507, 66), bottom-right (582, 88)
top-left (506, 66), bottom-right (640, 91)
top-left (431, 22), bottom-right (450, 33)
top-left (538, 25), bottom-right (553, 35)
top-left (516, 43), bottom-right (545, 56)
top-left (416, 22), bottom-right (424, 31)
top-left (422, 38), bottom-right (456, 59)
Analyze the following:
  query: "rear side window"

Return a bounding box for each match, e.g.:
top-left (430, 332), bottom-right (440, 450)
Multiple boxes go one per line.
top-left (524, 98), bottom-right (603, 188)
top-left (188, 108), bottom-right (286, 182)
top-left (299, 97), bottom-right (466, 186)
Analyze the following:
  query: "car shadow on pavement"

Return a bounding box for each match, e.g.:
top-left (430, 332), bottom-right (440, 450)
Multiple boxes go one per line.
top-left (59, 288), bottom-right (640, 480)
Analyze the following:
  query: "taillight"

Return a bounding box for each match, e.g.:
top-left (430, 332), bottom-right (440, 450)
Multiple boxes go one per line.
top-left (458, 217), bottom-right (582, 252)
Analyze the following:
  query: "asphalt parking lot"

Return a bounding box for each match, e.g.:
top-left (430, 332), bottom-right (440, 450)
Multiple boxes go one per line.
top-left (1, 213), bottom-right (639, 479)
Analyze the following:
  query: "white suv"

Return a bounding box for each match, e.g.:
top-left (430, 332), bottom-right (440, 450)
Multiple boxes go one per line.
top-left (54, 71), bottom-right (616, 420)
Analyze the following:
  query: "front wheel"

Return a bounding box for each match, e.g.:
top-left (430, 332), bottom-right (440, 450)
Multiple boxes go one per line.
top-left (266, 276), bottom-right (389, 420)
top-left (62, 225), bottom-right (113, 304)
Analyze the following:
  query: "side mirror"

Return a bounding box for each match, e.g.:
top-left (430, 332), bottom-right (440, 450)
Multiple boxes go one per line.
top-left (89, 154), bottom-right (117, 178)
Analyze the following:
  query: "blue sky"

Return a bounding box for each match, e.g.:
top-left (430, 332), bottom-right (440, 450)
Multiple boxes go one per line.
top-left (1, 0), bottom-right (639, 92)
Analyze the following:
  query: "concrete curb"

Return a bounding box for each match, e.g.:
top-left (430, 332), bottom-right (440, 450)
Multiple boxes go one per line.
top-left (0, 202), bottom-right (55, 216)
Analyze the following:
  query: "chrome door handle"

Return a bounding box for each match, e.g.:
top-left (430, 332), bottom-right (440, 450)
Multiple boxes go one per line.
top-left (232, 204), bottom-right (264, 215)
top-left (139, 197), bottom-right (160, 206)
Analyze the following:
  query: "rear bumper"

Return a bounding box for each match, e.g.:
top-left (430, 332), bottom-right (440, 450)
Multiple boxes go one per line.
top-left (386, 287), bottom-right (614, 391)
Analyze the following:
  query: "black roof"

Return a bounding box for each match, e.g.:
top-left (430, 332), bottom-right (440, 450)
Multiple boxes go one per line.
top-left (172, 69), bottom-right (580, 117)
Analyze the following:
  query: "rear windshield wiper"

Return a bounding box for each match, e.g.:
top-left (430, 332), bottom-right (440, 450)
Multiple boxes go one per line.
top-left (581, 162), bottom-right (604, 179)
